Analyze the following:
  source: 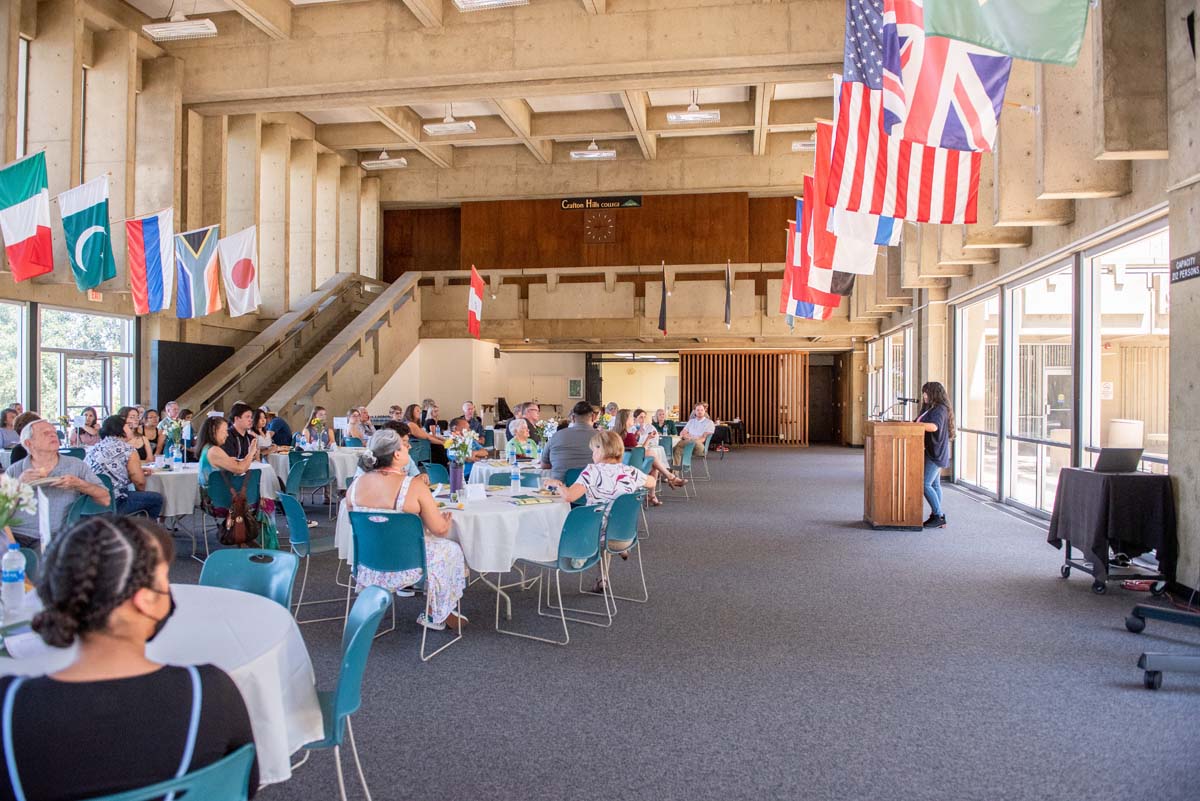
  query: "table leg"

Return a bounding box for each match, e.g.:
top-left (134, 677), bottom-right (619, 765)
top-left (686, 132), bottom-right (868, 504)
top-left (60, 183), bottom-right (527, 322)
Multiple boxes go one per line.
top-left (471, 572), bottom-right (513, 621)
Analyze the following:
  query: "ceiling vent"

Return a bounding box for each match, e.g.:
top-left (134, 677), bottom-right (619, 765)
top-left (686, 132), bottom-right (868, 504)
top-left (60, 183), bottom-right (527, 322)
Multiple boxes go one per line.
top-left (142, 11), bottom-right (217, 42)
top-left (569, 139), bottom-right (617, 161)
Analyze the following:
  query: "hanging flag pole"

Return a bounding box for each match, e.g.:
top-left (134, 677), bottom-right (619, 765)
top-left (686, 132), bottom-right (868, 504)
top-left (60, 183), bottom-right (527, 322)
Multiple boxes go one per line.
top-left (657, 260), bottom-right (668, 337)
top-left (723, 259), bottom-right (732, 329)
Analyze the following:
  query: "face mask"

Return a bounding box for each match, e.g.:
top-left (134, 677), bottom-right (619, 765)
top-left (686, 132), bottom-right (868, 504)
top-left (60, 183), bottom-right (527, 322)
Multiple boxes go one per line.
top-left (145, 590), bottom-right (176, 642)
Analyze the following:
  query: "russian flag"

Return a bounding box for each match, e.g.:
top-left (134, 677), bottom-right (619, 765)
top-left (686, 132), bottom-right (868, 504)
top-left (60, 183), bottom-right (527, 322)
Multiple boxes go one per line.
top-left (125, 208), bottom-right (174, 315)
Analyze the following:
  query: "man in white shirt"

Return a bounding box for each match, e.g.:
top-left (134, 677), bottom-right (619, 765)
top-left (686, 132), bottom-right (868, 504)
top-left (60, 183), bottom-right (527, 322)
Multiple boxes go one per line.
top-left (603, 402), bottom-right (619, 429)
top-left (158, 400), bottom-right (180, 430)
top-left (674, 403), bottom-right (715, 462)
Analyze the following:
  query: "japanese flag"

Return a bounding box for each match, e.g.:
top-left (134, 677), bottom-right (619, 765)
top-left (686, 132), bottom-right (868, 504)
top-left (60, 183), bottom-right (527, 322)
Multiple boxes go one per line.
top-left (468, 264), bottom-right (484, 338)
top-left (217, 226), bottom-right (261, 317)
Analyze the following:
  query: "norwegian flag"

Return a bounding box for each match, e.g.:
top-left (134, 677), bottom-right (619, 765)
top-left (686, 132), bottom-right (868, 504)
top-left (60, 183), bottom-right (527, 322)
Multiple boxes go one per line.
top-left (881, 0), bottom-right (1011, 152)
top-left (467, 264), bottom-right (484, 338)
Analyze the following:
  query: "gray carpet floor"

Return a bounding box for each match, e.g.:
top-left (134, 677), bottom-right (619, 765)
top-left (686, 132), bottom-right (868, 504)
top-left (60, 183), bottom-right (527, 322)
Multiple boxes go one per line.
top-left (170, 447), bottom-right (1200, 801)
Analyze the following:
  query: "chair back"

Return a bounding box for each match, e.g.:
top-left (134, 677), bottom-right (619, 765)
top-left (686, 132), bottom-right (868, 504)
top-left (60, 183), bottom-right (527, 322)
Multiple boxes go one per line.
top-left (289, 451), bottom-right (331, 487)
top-left (407, 438), bottom-right (431, 465)
top-left (421, 462), bottom-right (449, 485)
top-left (349, 511), bottom-right (425, 576)
top-left (483, 429), bottom-right (495, 449)
top-left (19, 547), bottom-right (38, 585)
top-left (563, 467), bottom-right (583, 486)
top-left (620, 452), bottom-right (632, 465)
top-left (199, 549), bottom-right (299, 609)
top-left (277, 493), bottom-right (311, 556)
top-left (486, 472), bottom-right (541, 488)
top-left (626, 446), bottom-right (645, 466)
top-left (555, 506), bottom-right (603, 572)
top-left (677, 441), bottom-right (696, 468)
top-left (58, 447), bottom-right (85, 459)
top-left (604, 493), bottom-right (641, 549)
top-left (639, 456), bottom-right (655, 475)
top-left (206, 469), bottom-right (261, 508)
top-left (81, 744), bottom-right (256, 801)
top-left (284, 461), bottom-right (306, 496)
top-left (659, 435), bottom-right (674, 456)
top-left (343, 436), bottom-right (365, 449)
top-left (328, 586), bottom-right (393, 743)
top-left (702, 433), bottom-right (713, 454)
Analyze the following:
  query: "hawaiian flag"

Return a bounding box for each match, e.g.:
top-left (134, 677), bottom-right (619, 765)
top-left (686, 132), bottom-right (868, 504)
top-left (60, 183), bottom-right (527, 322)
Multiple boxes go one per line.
top-left (125, 208), bottom-right (174, 315)
top-left (467, 264), bottom-right (484, 338)
top-left (881, 0), bottom-right (1012, 152)
top-left (174, 225), bottom-right (222, 319)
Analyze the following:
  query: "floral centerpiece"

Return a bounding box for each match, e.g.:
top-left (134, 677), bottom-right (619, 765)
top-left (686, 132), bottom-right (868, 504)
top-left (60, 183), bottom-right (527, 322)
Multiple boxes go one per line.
top-left (308, 417), bottom-right (327, 450)
top-left (444, 429), bottom-right (479, 492)
top-left (533, 418), bottom-right (558, 441)
top-left (0, 475), bottom-right (36, 532)
top-left (56, 415), bottom-right (71, 438)
top-left (598, 412), bottom-right (612, 430)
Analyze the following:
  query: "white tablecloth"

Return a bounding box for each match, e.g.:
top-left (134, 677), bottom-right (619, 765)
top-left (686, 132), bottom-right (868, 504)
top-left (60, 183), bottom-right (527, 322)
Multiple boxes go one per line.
top-left (0, 450), bottom-right (10, 470)
top-left (467, 459), bottom-right (548, 486)
top-left (145, 463), bottom-right (280, 518)
top-left (269, 448), bottom-right (363, 490)
top-left (334, 486), bottom-right (569, 573)
top-left (0, 584), bottom-right (323, 785)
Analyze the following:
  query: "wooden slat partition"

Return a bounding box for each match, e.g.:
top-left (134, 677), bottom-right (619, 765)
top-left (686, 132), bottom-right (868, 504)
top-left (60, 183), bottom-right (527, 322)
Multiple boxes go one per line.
top-left (679, 351), bottom-right (809, 446)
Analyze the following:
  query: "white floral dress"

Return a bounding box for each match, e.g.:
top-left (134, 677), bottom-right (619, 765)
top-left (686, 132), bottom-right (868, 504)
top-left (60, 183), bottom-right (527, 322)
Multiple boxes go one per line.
top-left (349, 475), bottom-right (467, 625)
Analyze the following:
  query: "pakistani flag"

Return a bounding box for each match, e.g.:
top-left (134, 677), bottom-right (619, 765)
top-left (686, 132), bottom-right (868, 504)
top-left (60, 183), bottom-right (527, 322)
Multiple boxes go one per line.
top-left (924, 0), bottom-right (1092, 66)
top-left (57, 176), bottom-right (116, 291)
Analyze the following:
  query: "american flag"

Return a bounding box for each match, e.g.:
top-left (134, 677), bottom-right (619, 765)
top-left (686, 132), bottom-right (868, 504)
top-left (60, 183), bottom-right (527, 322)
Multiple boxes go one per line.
top-left (813, 120), bottom-right (879, 275)
top-left (882, 0), bottom-right (1011, 152)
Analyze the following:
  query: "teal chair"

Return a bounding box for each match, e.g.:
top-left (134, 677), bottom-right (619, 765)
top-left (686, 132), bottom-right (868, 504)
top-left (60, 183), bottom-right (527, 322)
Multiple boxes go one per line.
top-left (407, 438), bottom-right (431, 466)
top-left (342, 436), bottom-right (364, 448)
top-left (483, 429), bottom-right (495, 449)
top-left (287, 451), bottom-right (335, 518)
top-left (278, 493), bottom-right (343, 623)
top-left (670, 441), bottom-right (696, 499)
top-left (58, 447), bottom-right (85, 459)
top-left (82, 744), bottom-right (256, 801)
top-left (19, 547), bottom-right (38, 585)
top-left (659, 435), bottom-right (674, 459)
top-left (421, 462), bottom-right (449, 485)
top-left (486, 471), bottom-right (541, 489)
top-left (637, 455), bottom-right (656, 538)
top-left (498, 505), bottom-right (606, 645)
top-left (199, 548), bottom-right (298, 610)
top-left (583, 493), bottom-right (647, 606)
top-left (296, 586), bottom-right (391, 801)
top-left (64, 475), bottom-right (117, 527)
top-left (624, 446), bottom-right (645, 468)
top-left (348, 510), bottom-right (462, 661)
top-left (197, 469), bottom-right (263, 561)
top-left (562, 467), bottom-right (587, 506)
top-left (695, 433), bottom-right (713, 481)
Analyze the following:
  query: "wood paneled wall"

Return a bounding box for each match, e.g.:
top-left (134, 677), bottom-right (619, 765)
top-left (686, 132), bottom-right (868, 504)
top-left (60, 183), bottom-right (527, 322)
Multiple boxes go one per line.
top-left (381, 207), bottom-right (461, 281)
top-left (680, 351), bottom-right (809, 446)
top-left (381, 195), bottom-right (791, 275)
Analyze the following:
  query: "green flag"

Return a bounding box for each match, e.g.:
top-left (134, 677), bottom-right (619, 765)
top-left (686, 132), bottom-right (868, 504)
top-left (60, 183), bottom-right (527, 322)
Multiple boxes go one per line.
top-left (56, 175), bottom-right (116, 291)
top-left (924, 0), bottom-right (1091, 66)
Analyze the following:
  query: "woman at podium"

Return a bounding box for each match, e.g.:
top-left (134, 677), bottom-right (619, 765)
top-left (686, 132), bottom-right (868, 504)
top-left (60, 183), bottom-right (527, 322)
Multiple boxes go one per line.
top-left (915, 382), bottom-right (955, 529)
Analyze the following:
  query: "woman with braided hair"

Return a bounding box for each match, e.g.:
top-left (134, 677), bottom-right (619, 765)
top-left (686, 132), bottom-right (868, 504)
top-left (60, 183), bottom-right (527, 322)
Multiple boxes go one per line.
top-left (0, 517), bottom-right (257, 800)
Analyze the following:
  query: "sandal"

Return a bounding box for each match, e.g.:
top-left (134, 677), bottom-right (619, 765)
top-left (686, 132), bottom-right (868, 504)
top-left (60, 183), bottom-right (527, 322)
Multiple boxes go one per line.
top-left (591, 578), bottom-right (608, 593)
top-left (649, 497), bottom-right (663, 507)
top-left (669, 476), bottom-right (687, 488)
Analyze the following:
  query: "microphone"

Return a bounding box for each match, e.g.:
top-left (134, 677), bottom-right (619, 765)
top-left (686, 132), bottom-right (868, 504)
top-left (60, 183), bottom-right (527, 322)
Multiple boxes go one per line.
top-left (897, 397), bottom-right (919, 404)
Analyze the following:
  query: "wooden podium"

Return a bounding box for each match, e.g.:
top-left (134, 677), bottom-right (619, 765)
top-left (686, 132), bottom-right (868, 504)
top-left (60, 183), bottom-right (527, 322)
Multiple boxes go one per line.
top-left (863, 421), bottom-right (926, 530)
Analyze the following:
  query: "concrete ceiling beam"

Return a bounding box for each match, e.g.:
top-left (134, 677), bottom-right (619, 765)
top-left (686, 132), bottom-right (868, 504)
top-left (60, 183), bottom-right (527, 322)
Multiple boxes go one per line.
top-left (1092, 0), bottom-right (1168, 160)
top-left (962, 152), bottom-right (1032, 249)
top-left (493, 98), bottom-right (554, 164)
top-left (937, 225), bottom-right (996, 267)
top-left (224, 0), bottom-right (292, 40)
top-left (766, 97), bottom-right (828, 132)
top-left (369, 105), bottom-right (453, 168)
top-left (620, 90), bottom-right (657, 160)
top-left (753, 83), bottom-right (774, 156)
top-left (398, 0), bottom-right (443, 28)
top-left (580, 0), bottom-right (607, 13)
top-left (79, 0), bottom-right (163, 59)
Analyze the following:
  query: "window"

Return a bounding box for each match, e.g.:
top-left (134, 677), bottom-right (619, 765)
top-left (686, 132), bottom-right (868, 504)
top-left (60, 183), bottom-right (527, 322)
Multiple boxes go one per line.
top-left (1083, 226), bottom-right (1169, 473)
top-left (15, 38), bottom-right (28, 159)
top-left (867, 328), bottom-right (913, 419)
top-left (955, 295), bottom-right (1000, 495)
top-left (1006, 263), bottom-right (1074, 513)
top-left (0, 302), bottom-right (27, 407)
top-left (38, 307), bottom-right (135, 422)
top-left (867, 339), bottom-right (885, 417)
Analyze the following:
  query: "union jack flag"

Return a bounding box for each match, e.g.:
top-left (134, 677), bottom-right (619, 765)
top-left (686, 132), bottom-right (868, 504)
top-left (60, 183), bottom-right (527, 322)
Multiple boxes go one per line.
top-left (881, 0), bottom-right (1012, 152)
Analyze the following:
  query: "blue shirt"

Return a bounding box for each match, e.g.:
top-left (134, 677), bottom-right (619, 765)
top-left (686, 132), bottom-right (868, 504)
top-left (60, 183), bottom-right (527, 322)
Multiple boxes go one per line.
top-left (266, 417), bottom-right (292, 447)
top-left (919, 404), bottom-right (951, 468)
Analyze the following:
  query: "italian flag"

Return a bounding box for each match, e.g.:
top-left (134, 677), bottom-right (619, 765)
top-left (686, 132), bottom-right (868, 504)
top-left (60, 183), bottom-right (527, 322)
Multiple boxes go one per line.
top-left (0, 153), bottom-right (53, 282)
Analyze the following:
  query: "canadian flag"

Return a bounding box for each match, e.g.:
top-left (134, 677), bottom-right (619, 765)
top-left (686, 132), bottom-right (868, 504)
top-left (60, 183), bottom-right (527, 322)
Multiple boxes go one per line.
top-left (468, 264), bottom-right (484, 338)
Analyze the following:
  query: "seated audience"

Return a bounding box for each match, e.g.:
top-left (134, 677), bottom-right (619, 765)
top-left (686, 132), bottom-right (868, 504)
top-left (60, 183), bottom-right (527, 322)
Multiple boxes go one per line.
top-left (120, 407), bottom-right (153, 462)
top-left (195, 415), bottom-right (261, 520)
top-left (674, 402), bottom-right (716, 462)
top-left (0, 408), bottom-right (19, 449)
top-left (222, 403), bottom-right (257, 460)
top-left (251, 409), bottom-right (279, 456)
top-left (9, 401), bottom-right (23, 416)
top-left (8, 411), bottom-right (42, 464)
top-left (506, 418), bottom-right (539, 459)
top-left (652, 408), bottom-right (669, 434)
top-left (602, 402), bottom-right (619, 429)
top-left (403, 403), bottom-right (447, 465)
top-left (634, 409), bottom-right (661, 447)
top-left (358, 407), bottom-right (376, 438)
top-left (618, 408), bottom-right (685, 504)
top-left (387, 404), bottom-right (405, 422)
top-left (520, 401), bottom-right (543, 443)
top-left (265, 409), bottom-right (292, 448)
top-left (545, 430), bottom-right (655, 590)
top-left (423, 403), bottom-right (443, 436)
top-left (5, 419), bottom-right (110, 545)
top-left (462, 401), bottom-right (484, 437)
top-left (448, 417), bottom-right (489, 477)
top-left (158, 400), bottom-right (181, 430)
top-left (347, 429), bottom-right (468, 631)
top-left (84, 415), bottom-right (164, 519)
top-left (141, 408), bottom-right (164, 459)
top-left (70, 406), bottom-right (101, 447)
top-left (297, 406), bottom-right (331, 448)
top-left (1, 516), bottom-right (257, 800)
top-left (345, 408), bottom-right (366, 443)
top-left (540, 401), bottom-right (598, 481)
top-left (374, 422), bottom-right (422, 479)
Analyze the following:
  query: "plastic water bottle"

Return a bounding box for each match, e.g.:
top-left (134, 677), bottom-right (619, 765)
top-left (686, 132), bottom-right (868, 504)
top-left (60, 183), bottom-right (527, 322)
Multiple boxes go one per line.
top-left (510, 451), bottom-right (521, 493)
top-left (2, 544), bottom-right (26, 622)
top-left (172, 442), bottom-right (183, 467)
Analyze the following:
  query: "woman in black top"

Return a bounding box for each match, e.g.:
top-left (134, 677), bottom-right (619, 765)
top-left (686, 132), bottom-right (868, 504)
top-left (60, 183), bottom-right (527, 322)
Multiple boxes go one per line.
top-left (916, 381), bottom-right (955, 529)
top-left (0, 516), bottom-right (257, 801)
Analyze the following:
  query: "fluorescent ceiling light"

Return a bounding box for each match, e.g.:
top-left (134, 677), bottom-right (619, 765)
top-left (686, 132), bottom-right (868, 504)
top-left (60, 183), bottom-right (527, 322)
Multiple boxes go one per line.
top-left (423, 104), bottom-right (477, 136)
top-left (143, 12), bottom-right (217, 42)
top-left (791, 139), bottom-right (816, 152)
top-left (668, 89), bottom-right (721, 125)
top-left (361, 150), bottom-right (408, 170)
top-left (570, 139), bottom-right (616, 161)
top-left (452, 0), bottom-right (529, 11)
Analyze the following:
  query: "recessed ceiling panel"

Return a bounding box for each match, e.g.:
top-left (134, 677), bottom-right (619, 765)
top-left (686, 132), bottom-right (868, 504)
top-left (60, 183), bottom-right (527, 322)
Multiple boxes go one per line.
top-left (409, 101), bottom-right (498, 119)
top-left (303, 108), bottom-right (379, 125)
top-left (647, 86), bottom-right (750, 107)
top-left (526, 94), bottom-right (623, 113)
top-left (126, 0), bottom-right (229, 15)
top-left (774, 81), bottom-right (835, 101)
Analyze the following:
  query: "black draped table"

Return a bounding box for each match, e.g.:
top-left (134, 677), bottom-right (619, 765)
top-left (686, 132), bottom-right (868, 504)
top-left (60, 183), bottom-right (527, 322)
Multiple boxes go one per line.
top-left (1047, 467), bottom-right (1177, 592)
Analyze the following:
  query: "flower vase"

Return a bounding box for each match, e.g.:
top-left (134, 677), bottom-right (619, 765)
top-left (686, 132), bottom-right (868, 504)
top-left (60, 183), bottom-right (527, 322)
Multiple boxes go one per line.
top-left (449, 461), bottom-right (465, 493)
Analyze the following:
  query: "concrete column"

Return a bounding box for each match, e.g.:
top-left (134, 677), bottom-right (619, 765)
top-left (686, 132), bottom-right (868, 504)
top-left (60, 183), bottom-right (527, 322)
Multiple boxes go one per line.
top-left (287, 138), bottom-right (316, 307)
top-left (847, 344), bottom-right (866, 446)
top-left (25, 0), bottom-right (84, 283)
top-left (81, 29), bottom-right (137, 290)
top-left (314, 153), bottom-right (340, 286)
top-left (938, 225), bottom-right (995, 266)
top-left (995, 60), bottom-right (1074, 226)
top-left (963, 152), bottom-right (1031, 249)
top-left (258, 123), bottom-right (290, 316)
top-left (135, 57), bottom-right (182, 221)
top-left (201, 115), bottom-right (227, 230)
top-left (224, 114), bottom-right (258, 233)
top-left (917, 286), bottom-right (949, 386)
top-left (338, 165), bottom-right (360, 274)
top-left (1092, 0), bottom-right (1168, 160)
top-left (1035, 14), bottom-right (1131, 199)
top-left (1, 0), bottom-right (20, 162)
top-left (359, 175), bottom-right (380, 279)
top-left (1166, 0), bottom-right (1200, 591)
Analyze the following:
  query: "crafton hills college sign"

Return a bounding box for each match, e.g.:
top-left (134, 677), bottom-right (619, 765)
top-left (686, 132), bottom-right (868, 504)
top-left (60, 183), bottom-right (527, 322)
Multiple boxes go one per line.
top-left (560, 196), bottom-right (642, 210)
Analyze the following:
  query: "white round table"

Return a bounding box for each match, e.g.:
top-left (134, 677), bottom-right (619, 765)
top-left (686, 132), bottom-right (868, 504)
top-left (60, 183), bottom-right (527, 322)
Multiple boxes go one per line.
top-left (269, 448), bottom-right (363, 490)
top-left (145, 462), bottom-right (280, 519)
top-left (0, 450), bottom-right (11, 470)
top-left (334, 485), bottom-right (569, 572)
top-left (0, 584), bottom-right (323, 785)
top-left (467, 459), bottom-right (548, 486)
